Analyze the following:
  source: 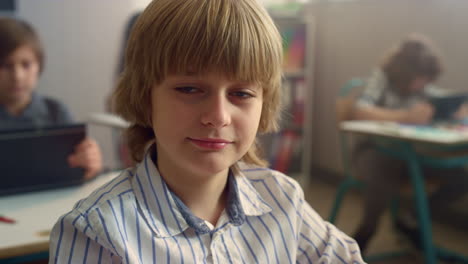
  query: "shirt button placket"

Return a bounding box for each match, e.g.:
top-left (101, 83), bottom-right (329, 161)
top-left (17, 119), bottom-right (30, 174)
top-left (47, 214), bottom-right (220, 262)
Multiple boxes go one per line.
top-left (210, 232), bottom-right (224, 264)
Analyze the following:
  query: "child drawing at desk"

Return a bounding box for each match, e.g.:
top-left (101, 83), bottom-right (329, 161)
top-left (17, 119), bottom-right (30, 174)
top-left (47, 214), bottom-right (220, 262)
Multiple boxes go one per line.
top-left (49, 0), bottom-right (365, 263)
top-left (351, 33), bottom-right (468, 253)
top-left (0, 17), bottom-right (102, 180)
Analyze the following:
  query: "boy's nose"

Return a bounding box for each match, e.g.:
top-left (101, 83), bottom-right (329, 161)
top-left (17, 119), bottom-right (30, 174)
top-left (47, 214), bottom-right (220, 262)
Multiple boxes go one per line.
top-left (12, 65), bottom-right (25, 82)
top-left (200, 95), bottom-right (231, 128)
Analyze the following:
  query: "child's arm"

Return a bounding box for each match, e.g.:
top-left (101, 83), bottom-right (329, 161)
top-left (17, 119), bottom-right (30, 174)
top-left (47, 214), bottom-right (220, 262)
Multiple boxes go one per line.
top-left (353, 102), bottom-right (434, 124)
top-left (352, 69), bottom-right (434, 124)
top-left (453, 103), bottom-right (468, 120)
top-left (49, 210), bottom-right (118, 263)
top-left (353, 104), bottom-right (409, 122)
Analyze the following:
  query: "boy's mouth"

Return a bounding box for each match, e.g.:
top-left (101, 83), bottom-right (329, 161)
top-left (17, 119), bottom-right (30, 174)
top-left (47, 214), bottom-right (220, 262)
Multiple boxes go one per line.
top-left (187, 137), bottom-right (233, 150)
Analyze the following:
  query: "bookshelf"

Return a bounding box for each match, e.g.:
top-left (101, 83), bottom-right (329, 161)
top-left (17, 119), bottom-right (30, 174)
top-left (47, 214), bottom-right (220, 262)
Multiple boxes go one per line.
top-left (260, 10), bottom-right (315, 186)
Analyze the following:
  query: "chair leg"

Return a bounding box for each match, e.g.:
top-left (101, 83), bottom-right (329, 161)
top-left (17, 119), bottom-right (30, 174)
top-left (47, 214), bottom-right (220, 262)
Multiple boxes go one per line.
top-left (329, 179), bottom-right (357, 224)
top-left (390, 196), bottom-right (400, 225)
top-left (407, 156), bottom-right (437, 264)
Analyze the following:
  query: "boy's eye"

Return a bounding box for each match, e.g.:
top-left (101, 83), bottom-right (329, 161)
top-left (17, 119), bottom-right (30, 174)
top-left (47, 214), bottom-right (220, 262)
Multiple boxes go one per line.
top-left (230, 90), bottom-right (255, 99)
top-left (22, 61), bottom-right (32, 69)
top-left (175, 86), bottom-right (200, 94)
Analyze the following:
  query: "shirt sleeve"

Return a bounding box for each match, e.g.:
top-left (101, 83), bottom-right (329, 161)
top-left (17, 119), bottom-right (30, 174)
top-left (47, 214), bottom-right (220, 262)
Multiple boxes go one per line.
top-left (355, 68), bottom-right (388, 109)
top-left (49, 209), bottom-right (121, 264)
top-left (295, 187), bottom-right (365, 263)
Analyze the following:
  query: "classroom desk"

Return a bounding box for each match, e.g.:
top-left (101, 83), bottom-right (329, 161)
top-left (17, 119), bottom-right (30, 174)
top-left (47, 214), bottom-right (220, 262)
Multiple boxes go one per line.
top-left (341, 120), bottom-right (468, 145)
top-left (341, 120), bottom-right (468, 264)
top-left (0, 171), bottom-right (120, 260)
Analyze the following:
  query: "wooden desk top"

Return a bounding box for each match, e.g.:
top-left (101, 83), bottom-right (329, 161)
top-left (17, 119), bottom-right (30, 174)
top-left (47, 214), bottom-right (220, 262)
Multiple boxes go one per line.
top-left (0, 172), bottom-right (120, 259)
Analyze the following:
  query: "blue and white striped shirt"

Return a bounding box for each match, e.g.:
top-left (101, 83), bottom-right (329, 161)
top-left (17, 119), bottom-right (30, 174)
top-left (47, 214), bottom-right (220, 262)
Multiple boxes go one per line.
top-left (49, 151), bottom-right (364, 263)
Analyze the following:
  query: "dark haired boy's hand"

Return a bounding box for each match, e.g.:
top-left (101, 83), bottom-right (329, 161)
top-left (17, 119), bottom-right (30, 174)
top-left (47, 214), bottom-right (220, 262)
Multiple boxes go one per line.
top-left (405, 102), bottom-right (434, 124)
top-left (68, 138), bottom-right (103, 180)
top-left (453, 103), bottom-right (468, 120)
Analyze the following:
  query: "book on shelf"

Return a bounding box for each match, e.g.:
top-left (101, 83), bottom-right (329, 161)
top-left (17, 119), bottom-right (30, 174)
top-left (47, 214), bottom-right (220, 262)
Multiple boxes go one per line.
top-left (269, 130), bottom-right (302, 173)
top-left (271, 131), bottom-right (296, 172)
top-left (259, 14), bottom-right (309, 175)
top-left (281, 25), bottom-right (306, 73)
top-left (292, 78), bottom-right (305, 125)
top-left (280, 78), bottom-right (306, 127)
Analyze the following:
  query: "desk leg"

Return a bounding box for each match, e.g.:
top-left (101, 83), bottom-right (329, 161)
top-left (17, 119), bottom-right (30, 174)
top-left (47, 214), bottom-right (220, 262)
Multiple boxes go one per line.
top-left (407, 154), bottom-right (436, 264)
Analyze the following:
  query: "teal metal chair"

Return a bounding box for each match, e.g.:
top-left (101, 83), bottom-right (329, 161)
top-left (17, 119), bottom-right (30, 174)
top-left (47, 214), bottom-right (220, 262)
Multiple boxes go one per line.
top-left (380, 141), bottom-right (468, 264)
top-left (330, 78), bottom-right (406, 262)
top-left (329, 78), bottom-right (366, 224)
top-left (330, 78), bottom-right (468, 263)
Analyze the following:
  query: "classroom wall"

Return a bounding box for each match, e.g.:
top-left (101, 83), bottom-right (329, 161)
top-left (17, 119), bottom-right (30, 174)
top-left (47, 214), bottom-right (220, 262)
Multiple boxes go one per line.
top-left (15, 0), bottom-right (468, 174)
top-left (16, 0), bottom-right (151, 169)
top-left (306, 0), bottom-right (468, 175)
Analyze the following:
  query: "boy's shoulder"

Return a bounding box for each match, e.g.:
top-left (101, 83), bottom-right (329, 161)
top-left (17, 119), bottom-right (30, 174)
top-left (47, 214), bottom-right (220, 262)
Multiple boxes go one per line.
top-left (32, 93), bottom-right (74, 124)
top-left (72, 169), bottom-right (136, 215)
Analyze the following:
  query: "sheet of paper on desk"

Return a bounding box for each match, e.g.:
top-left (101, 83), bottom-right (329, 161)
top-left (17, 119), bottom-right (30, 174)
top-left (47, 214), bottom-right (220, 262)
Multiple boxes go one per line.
top-left (362, 121), bottom-right (468, 138)
top-left (341, 121), bottom-right (468, 144)
top-left (395, 123), bottom-right (468, 143)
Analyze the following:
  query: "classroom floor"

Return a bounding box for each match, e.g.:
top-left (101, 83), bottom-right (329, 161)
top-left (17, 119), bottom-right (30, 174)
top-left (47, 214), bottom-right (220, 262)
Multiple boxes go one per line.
top-left (304, 178), bottom-right (468, 264)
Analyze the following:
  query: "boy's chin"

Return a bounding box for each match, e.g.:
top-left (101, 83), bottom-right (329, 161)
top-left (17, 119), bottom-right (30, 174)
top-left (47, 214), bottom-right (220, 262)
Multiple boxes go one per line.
top-left (8, 91), bottom-right (30, 102)
top-left (188, 159), bottom-right (233, 178)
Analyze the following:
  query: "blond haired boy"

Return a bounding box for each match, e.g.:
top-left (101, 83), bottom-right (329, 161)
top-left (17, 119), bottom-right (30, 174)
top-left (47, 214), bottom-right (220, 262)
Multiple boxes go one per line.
top-left (50, 0), bottom-right (364, 263)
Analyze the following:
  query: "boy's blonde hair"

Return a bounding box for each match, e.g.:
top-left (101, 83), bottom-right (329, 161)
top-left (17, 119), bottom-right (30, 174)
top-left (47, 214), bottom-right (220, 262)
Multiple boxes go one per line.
top-left (381, 33), bottom-right (443, 92)
top-left (113, 0), bottom-right (284, 165)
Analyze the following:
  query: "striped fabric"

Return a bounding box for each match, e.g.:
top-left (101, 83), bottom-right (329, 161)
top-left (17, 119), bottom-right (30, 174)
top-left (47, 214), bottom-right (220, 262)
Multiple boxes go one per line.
top-left (49, 151), bottom-right (365, 263)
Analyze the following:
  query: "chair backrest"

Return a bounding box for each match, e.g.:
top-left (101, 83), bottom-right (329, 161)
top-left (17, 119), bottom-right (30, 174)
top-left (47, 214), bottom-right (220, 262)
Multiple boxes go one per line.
top-left (336, 78), bottom-right (366, 122)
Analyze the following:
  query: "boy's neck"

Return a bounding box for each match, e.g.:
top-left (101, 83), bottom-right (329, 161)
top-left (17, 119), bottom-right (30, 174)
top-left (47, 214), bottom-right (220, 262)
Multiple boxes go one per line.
top-left (157, 162), bottom-right (230, 226)
top-left (1, 96), bottom-right (32, 116)
top-left (178, 179), bottom-right (228, 226)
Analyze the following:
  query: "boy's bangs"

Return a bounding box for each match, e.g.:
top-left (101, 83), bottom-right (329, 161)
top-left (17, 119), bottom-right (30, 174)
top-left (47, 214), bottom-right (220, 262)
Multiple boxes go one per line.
top-left (155, 0), bottom-right (282, 86)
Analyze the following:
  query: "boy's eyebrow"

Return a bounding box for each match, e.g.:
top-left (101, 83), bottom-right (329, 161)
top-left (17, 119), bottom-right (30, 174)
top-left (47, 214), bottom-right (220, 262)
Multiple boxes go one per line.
top-left (166, 77), bottom-right (260, 89)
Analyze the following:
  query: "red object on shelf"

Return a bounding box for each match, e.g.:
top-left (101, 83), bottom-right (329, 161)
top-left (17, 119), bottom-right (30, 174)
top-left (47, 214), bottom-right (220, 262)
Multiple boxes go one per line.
top-left (273, 131), bottom-right (299, 173)
top-left (0, 215), bottom-right (16, 224)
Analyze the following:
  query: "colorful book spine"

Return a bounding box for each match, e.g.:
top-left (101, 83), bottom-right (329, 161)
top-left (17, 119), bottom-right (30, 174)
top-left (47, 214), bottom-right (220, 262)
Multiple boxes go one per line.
top-left (292, 79), bottom-right (305, 125)
top-left (273, 131), bottom-right (299, 173)
top-left (282, 26), bottom-right (305, 72)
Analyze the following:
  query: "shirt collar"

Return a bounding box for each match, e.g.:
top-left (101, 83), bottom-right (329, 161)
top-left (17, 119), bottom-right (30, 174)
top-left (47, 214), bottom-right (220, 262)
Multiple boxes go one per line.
top-left (131, 148), bottom-right (272, 238)
top-left (232, 165), bottom-right (273, 217)
top-left (23, 92), bottom-right (49, 118)
top-left (0, 92), bottom-right (48, 119)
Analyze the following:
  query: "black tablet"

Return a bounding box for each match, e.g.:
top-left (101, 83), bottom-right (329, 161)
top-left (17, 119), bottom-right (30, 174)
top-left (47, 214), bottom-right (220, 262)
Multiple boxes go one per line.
top-left (0, 124), bottom-right (86, 196)
top-left (429, 93), bottom-right (468, 120)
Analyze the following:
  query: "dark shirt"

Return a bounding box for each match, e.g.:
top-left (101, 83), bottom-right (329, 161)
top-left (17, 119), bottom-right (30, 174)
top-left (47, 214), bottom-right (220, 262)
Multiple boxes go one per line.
top-left (0, 92), bottom-right (73, 131)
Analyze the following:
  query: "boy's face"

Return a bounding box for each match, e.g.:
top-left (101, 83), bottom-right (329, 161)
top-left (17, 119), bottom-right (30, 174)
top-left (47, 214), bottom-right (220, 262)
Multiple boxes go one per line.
top-left (0, 45), bottom-right (40, 106)
top-left (408, 76), bottom-right (430, 92)
top-left (151, 71), bottom-right (263, 179)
